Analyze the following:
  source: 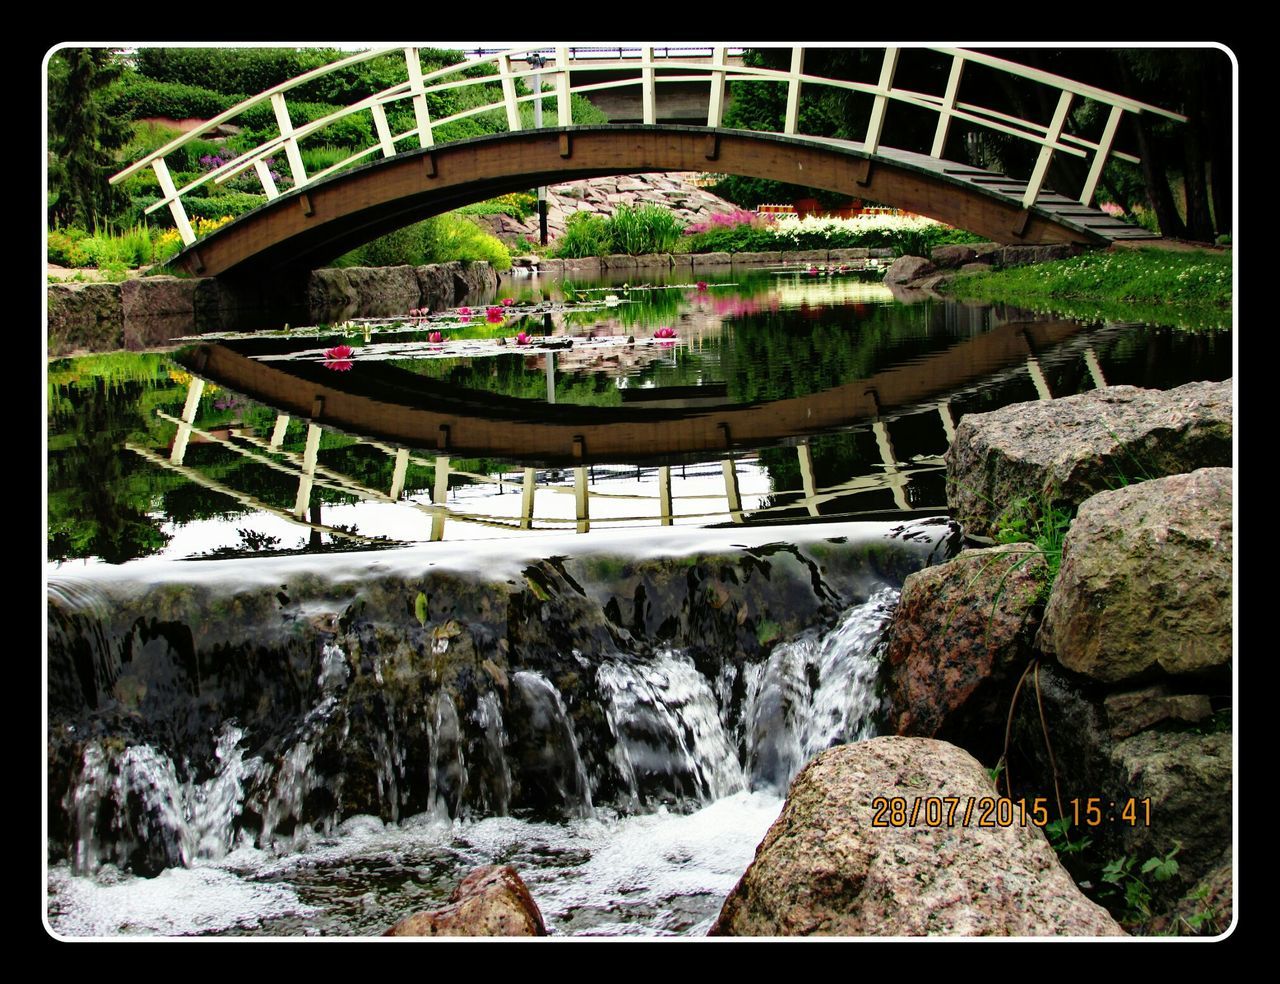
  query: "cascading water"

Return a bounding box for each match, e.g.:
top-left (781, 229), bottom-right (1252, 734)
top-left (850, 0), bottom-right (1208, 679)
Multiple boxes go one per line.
top-left (46, 520), bottom-right (959, 936)
top-left (742, 586), bottom-right (898, 791)
top-left (597, 650), bottom-right (746, 809)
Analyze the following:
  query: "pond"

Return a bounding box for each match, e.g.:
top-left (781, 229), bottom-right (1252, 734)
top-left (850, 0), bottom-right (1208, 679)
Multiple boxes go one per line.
top-left (45, 264), bottom-right (1232, 938)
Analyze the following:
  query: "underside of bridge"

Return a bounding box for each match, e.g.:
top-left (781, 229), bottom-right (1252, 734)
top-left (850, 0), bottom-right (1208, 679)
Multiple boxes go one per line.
top-left (175, 125), bottom-right (1115, 280)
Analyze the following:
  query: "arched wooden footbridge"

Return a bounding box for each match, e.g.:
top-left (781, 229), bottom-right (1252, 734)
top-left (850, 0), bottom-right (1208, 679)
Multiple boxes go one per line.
top-left (112, 46), bottom-right (1185, 279)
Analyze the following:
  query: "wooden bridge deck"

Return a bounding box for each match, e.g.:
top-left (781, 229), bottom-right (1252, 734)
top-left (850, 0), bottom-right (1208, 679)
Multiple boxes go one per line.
top-left (825, 139), bottom-right (1157, 242)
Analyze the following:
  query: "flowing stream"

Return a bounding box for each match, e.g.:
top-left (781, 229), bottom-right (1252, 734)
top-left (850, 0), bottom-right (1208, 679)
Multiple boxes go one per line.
top-left (47, 584), bottom-right (899, 937)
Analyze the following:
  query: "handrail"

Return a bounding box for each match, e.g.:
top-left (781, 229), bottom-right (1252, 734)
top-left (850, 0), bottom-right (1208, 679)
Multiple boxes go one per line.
top-left (111, 44), bottom-right (1187, 248)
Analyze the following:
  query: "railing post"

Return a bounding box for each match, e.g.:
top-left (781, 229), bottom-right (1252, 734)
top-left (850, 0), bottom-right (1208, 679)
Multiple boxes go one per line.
top-left (253, 159), bottom-right (280, 200)
top-left (784, 47), bottom-right (804, 135)
top-left (1022, 89), bottom-right (1073, 208)
top-left (389, 446), bottom-right (409, 500)
top-left (520, 467), bottom-right (537, 530)
top-left (865, 47), bottom-right (899, 154)
top-left (152, 159), bottom-right (197, 246)
top-left (431, 455), bottom-right (451, 541)
top-left (271, 92), bottom-right (309, 189)
top-left (657, 465), bottom-right (673, 525)
top-left (930, 53), bottom-right (966, 158)
top-left (1080, 104), bottom-right (1124, 205)
top-left (498, 53), bottom-right (522, 132)
top-left (642, 45), bottom-right (657, 125)
top-left (554, 46), bottom-right (572, 127)
top-left (405, 47), bottom-right (435, 148)
top-left (706, 45), bottom-right (727, 128)
top-left (370, 102), bottom-right (397, 158)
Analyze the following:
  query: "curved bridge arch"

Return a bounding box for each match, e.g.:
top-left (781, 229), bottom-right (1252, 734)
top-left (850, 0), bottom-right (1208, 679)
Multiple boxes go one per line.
top-left (178, 125), bottom-right (1116, 278)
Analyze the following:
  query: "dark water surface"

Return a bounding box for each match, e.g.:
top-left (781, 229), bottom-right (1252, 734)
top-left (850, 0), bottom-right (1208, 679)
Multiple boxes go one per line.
top-left (47, 268), bottom-right (1231, 568)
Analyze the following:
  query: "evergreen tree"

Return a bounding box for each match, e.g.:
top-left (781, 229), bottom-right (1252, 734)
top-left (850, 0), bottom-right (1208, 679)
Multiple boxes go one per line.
top-left (47, 47), bottom-right (132, 230)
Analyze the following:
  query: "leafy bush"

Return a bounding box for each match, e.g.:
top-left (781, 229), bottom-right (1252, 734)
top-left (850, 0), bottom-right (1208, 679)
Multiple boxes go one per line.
top-left (552, 212), bottom-right (612, 258)
top-left (107, 72), bottom-right (241, 121)
top-left (335, 213), bottom-right (511, 270)
top-left (608, 204), bottom-right (683, 254)
top-left (457, 192), bottom-right (537, 220)
top-left (551, 206), bottom-right (685, 258)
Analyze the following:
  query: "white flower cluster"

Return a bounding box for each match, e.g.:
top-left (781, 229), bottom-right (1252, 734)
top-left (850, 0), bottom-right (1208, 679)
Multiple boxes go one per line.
top-left (771, 213), bottom-right (945, 239)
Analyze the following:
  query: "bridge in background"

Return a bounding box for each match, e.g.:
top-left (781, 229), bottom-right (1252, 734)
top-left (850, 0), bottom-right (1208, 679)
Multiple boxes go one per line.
top-left (111, 45), bottom-right (1185, 279)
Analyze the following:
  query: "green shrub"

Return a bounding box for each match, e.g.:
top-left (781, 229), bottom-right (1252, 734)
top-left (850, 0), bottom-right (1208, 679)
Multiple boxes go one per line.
top-left (553, 211), bottom-right (612, 258)
top-left (425, 213), bottom-right (511, 270)
top-left (608, 204), bottom-right (683, 254)
top-left (335, 213), bottom-right (511, 271)
top-left (107, 72), bottom-right (241, 121)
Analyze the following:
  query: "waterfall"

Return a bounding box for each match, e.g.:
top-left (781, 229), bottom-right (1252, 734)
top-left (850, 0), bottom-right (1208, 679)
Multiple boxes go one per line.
top-left (742, 587), bottom-right (897, 792)
top-left (597, 650), bottom-right (746, 809)
top-left (51, 589), bottom-right (902, 878)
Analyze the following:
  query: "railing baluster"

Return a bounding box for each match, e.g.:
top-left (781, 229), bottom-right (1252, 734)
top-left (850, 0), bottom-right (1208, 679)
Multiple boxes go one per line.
top-left (371, 102), bottom-right (396, 157)
top-left (930, 53), bottom-right (966, 158)
top-left (152, 159), bottom-right (197, 246)
top-left (271, 92), bottom-right (309, 189)
top-left (1022, 89), bottom-right (1073, 208)
top-left (1080, 104), bottom-right (1124, 205)
top-left (405, 47), bottom-right (435, 148)
top-left (784, 47), bottom-right (804, 135)
top-left (253, 159), bottom-right (280, 200)
top-left (865, 47), bottom-right (899, 153)
top-left (707, 45), bottom-right (727, 128)
top-left (556, 46), bottom-right (572, 126)
top-left (642, 45), bottom-right (656, 125)
top-left (498, 53), bottom-right (522, 131)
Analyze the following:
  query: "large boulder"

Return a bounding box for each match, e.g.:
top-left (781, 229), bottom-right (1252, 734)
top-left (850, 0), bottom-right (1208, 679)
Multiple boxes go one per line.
top-left (946, 381), bottom-right (1232, 538)
top-left (383, 865), bottom-right (547, 936)
top-left (1036, 468), bottom-right (1232, 683)
top-left (884, 255), bottom-right (936, 284)
top-left (883, 546), bottom-right (1046, 757)
top-left (710, 737), bottom-right (1124, 937)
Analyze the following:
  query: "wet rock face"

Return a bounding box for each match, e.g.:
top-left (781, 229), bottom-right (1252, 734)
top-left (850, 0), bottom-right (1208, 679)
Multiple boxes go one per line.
top-left (883, 546), bottom-right (1046, 757)
top-left (710, 737), bottom-right (1124, 937)
top-left (1036, 467), bottom-right (1232, 683)
top-left (384, 865), bottom-right (547, 937)
top-left (1008, 662), bottom-right (1230, 911)
top-left (48, 283), bottom-right (124, 355)
top-left (946, 381), bottom-right (1232, 539)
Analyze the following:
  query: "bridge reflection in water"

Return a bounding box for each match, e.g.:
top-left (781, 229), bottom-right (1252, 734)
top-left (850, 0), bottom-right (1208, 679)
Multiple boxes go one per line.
top-left (131, 312), bottom-right (1119, 547)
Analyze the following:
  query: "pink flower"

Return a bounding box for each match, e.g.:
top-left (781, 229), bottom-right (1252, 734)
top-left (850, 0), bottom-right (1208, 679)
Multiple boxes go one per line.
top-left (460, 315), bottom-right (471, 324)
top-left (807, 265), bottom-right (818, 276)
top-left (501, 297), bottom-right (515, 306)
top-left (323, 344), bottom-right (354, 371)
top-left (516, 332), bottom-right (530, 345)
top-left (696, 281), bottom-right (708, 291)
top-left (429, 331), bottom-right (443, 343)
top-left (486, 307), bottom-right (505, 323)
top-left (457, 307), bottom-right (471, 316)
top-left (653, 327), bottom-right (677, 339)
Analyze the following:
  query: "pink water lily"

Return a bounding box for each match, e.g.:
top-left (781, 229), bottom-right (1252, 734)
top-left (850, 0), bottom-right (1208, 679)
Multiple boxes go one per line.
top-left (807, 265), bottom-right (819, 276)
top-left (501, 297), bottom-right (515, 306)
top-left (429, 331), bottom-right (443, 344)
top-left (696, 281), bottom-right (708, 291)
top-left (457, 307), bottom-right (471, 316)
top-left (323, 344), bottom-right (354, 371)
top-left (516, 332), bottom-right (531, 345)
top-left (653, 327), bottom-right (677, 339)
top-left (486, 307), bottom-right (505, 323)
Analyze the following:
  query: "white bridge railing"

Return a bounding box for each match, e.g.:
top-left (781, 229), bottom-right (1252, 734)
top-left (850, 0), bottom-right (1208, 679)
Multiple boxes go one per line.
top-left (111, 45), bottom-right (1185, 248)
